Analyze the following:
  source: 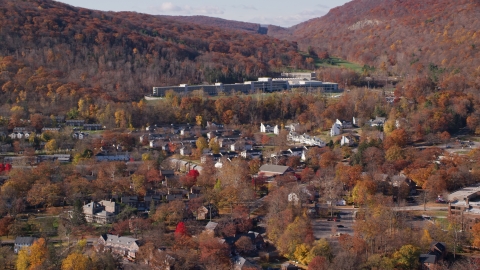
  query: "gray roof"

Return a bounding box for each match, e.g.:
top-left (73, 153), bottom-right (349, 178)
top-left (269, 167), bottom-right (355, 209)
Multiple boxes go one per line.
top-left (259, 164), bottom-right (292, 174)
top-left (205, 221), bottom-right (218, 231)
top-left (102, 234), bottom-right (139, 248)
top-left (96, 210), bottom-right (114, 217)
top-left (15, 237), bottom-right (37, 245)
top-left (419, 254), bottom-right (437, 264)
top-left (83, 202), bottom-right (102, 214)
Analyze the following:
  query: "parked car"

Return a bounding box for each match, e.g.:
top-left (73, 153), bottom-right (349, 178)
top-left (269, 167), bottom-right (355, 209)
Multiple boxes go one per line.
top-left (337, 225), bottom-right (345, 228)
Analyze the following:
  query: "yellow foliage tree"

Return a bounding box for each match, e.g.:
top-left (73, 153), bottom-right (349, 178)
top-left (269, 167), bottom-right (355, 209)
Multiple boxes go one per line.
top-left (61, 252), bottom-right (89, 270)
top-left (16, 248), bottom-right (29, 270)
top-left (351, 179), bottom-right (376, 205)
top-left (420, 229), bottom-right (433, 250)
top-left (305, 238), bottom-right (332, 264)
top-left (45, 139), bottom-right (58, 153)
top-left (209, 138), bottom-right (220, 154)
top-left (385, 145), bottom-right (404, 161)
top-left (17, 238), bottom-right (48, 270)
top-left (294, 243), bottom-right (310, 265)
top-left (29, 238), bottom-right (48, 269)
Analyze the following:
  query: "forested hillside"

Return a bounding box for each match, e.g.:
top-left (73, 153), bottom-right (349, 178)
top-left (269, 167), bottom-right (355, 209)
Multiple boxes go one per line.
top-left (270, 0), bottom-right (480, 82)
top-left (0, 0), bottom-right (307, 113)
top-left (165, 15), bottom-right (266, 34)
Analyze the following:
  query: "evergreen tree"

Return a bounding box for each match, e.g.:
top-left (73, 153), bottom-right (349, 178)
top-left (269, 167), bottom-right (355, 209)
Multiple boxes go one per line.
top-left (71, 200), bottom-right (86, 226)
top-left (149, 200), bottom-right (156, 218)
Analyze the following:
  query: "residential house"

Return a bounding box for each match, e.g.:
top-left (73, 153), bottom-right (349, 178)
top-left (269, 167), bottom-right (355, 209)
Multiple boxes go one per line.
top-left (72, 132), bottom-right (88, 140)
top-left (84, 124), bottom-right (103, 130)
top-left (82, 201), bottom-right (117, 224)
top-left (38, 154), bottom-right (72, 163)
top-left (121, 196), bottom-right (139, 208)
top-left (188, 186), bottom-right (203, 199)
top-left (419, 242), bottom-right (447, 270)
top-left (53, 115), bottom-right (65, 123)
top-left (41, 127), bottom-right (61, 133)
top-left (232, 256), bottom-right (261, 270)
top-left (165, 188), bottom-right (185, 201)
top-left (230, 142), bottom-right (253, 152)
top-left (288, 192), bottom-right (300, 205)
top-left (206, 121), bottom-right (224, 129)
top-left (95, 152), bottom-right (130, 161)
top-left (222, 151), bottom-right (239, 159)
top-left (205, 221), bottom-right (219, 234)
top-left (65, 119), bottom-right (85, 127)
top-left (241, 149), bottom-right (262, 159)
top-left (396, 118), bottom-right (408, 129)
top-left (281, 262), bottom-right (300, 270)
top-left (259, 123), bottom-right (269, 133)
top-left (144, 195), bottom-right (163, 211)
top-left (335, 119), bottom-right (353, 129)
top-left (273, 125), bottom-right (280, 135)
top-left (352, 117), bottom-right (363, 127)
top-left (13, 127), bottom-right (34, 133)
top-left (285, 123), bottom-right (300, 133)
top-left (196, 204), bottom-right (218, 220)
top-left (341, 135), bottom-right (356, 146)
top-left (288, 146), bottom-right (308, 157)
top-left (180, 128), bottom-right (190, 137)
top-left (179, 147), bottom-right (192, 156)
top-left (160, 170), bottom-right (175, 181)
top-left (368, 116), bottom-right (386, 127)
top-left (149, 139), bottom-right (164, 148)
top-left (330, 123), bottom-right (342, 137)
top-left (97, 234), bottom-right (140, 259)
top-left (288, 132), bottom-right (325, 147)
top-left (201, 153), bottom-right (223, 163)
top-left (14, 237), bottom-right (38, 253)
top-left (258, 164), bottom-right (294, 177)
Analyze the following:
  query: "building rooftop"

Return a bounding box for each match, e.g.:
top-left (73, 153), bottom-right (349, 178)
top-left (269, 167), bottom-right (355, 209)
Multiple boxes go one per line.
top-left (259, 164), bottom-right (292, 174)
top-left (448, 184), bottom-right (480, 202)
top-left (102, 234), bottom-right (138, 247)
top-left (14, 236), bottom-right (37, 246)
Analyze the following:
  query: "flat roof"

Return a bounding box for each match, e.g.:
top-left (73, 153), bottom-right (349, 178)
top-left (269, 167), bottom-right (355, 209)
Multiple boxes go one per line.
top-left (448, 184), bottom-right (480, 202)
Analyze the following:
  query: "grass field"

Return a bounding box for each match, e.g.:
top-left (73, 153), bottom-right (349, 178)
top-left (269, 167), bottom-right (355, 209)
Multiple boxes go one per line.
top-left (315, 57), bottom-right (363, 72)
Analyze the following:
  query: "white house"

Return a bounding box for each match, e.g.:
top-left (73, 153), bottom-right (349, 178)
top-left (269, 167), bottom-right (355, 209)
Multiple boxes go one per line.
top-left (72, 132), bottom-right (88, 140)
top-left (273, 125), bottom-right (280, 135)
top-left (341, 135), bottom-right (354, 146)
top-left (336, 119), bottom-right (353, 129)
top-left (353, 117), bottom-right (363, 127)
top-left (330, 123), bottom-right (342, 136)
top-left (241, 149), bottom-right (262, 159)
top-left (180, 147), bottom-right (192, 156)
top-left (288, 192), bottom-right (300, 205)
top-left (368, 116), bottom-right (386, 127)
top-left (285, 123), bottom-right (300, 133)
top-left (260, 123), bottom-right (274, 133)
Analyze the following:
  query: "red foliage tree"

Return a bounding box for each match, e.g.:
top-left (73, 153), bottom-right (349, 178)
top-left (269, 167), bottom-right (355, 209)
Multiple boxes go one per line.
top-left (175, 222), bottom-right (187, 237)
top-left (308, 256), bottom-right (328, 270)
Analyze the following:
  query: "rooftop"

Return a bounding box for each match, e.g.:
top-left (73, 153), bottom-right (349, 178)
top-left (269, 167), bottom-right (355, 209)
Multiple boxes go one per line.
top-left (448, 184), bottom-right (480, 202)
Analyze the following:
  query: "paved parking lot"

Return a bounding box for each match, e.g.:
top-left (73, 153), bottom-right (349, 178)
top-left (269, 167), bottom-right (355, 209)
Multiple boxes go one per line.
top-left (312, 210), bottom-right (355, 239)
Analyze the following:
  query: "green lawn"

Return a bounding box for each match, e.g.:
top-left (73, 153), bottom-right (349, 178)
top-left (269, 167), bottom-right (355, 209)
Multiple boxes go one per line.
top-left (315, 57), bottom-right (363, 73)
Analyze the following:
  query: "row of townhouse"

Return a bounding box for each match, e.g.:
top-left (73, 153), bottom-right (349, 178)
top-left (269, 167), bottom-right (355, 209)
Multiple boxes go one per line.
top-left (331, 116), bottom-right (387, 136)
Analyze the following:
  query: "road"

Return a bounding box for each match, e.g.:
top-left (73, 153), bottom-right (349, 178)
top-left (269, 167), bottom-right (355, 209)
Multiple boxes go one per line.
top-left (312, 210), bottom-right (355, 240)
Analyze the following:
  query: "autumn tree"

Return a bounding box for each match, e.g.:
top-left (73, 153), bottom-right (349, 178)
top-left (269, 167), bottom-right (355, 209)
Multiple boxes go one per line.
top-left (62, 252), bottom-right (89, 270)
top-left (198, 234), bottom-right (231, 269)
top-left (235, 236), bottom-right (255, 255)
top-left (196, 137), bottom-right (208, 154)
top-left (393, 244), bottom-right (420, 270)
top-left (308, 256), bottom-right (328, 270)
top-left (17, 238), bottom-right (48, 270)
